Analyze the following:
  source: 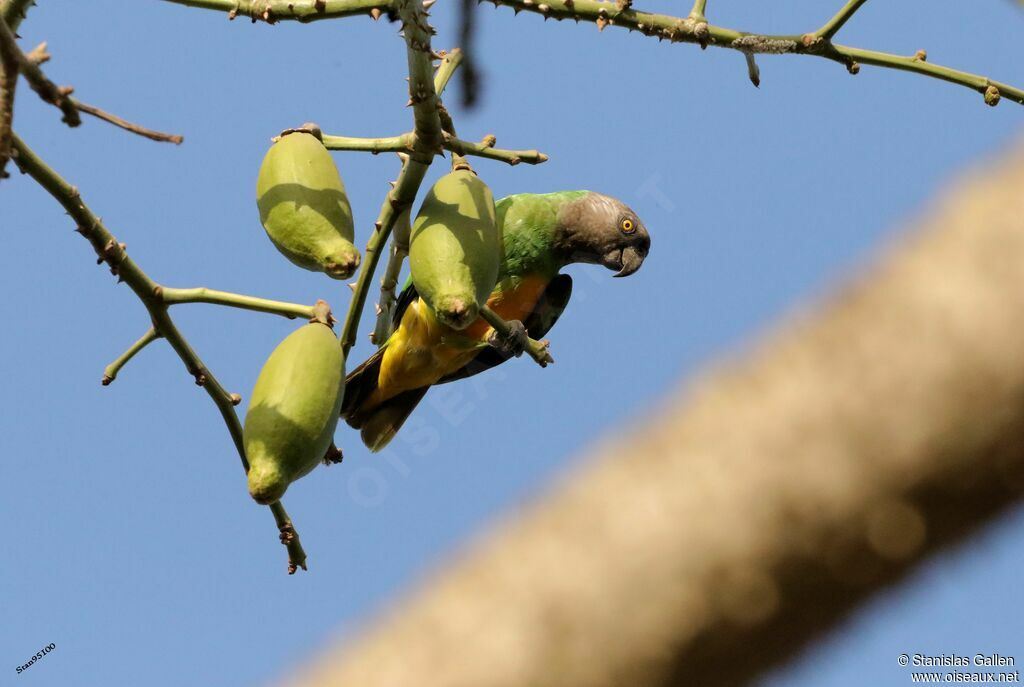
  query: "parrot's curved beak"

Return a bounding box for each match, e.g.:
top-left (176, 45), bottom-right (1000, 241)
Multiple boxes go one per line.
top-left (612, 245), bottom-right (646, 278)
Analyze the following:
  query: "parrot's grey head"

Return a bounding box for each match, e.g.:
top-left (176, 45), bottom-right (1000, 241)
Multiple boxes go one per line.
top-left (554, 192), bottom-right (650, 277)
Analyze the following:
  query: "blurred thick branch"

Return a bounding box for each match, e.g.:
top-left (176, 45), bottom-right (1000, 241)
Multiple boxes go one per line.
top-left (281, 140), bottom-right (1024, 686)
top-left (0, 0), bottom-right (32, 32)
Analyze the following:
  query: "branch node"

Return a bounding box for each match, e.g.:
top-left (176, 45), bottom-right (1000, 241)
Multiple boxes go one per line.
top-left (26, 41), bottom-right (49, 65)
top-left (984, 85), bottom-right (1001, 107)
top-left (323, 443), bottom-right (344, 465)
top-left (309, 299), bottom-right (335, 326)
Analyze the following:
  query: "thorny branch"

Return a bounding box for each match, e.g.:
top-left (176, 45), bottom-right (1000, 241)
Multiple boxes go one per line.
top-left (11, 133), bottom-right (310, 574)
top-left (370, 48), bottom-right (461, 345)
top-left (338, 0), bottom-right (455, 356)
top-left (321, 129), bottom-right (546, 167)
top-left (0, 16), bottom-right (184, 149)
top-left (483, 0), bottom-right (1024, 105)
top-left (0, 16), bottom-right (78, 126)
top-left (9, 0), bottom-right (1024, 576)
top-left (161, 0), bottom-right (394, 23)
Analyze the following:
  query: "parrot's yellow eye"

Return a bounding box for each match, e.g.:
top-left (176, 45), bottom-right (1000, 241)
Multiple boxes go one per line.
top-left (620, 218), bottom-right (635, 234)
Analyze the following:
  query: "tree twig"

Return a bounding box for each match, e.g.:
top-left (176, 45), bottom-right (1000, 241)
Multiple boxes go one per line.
top-left (442, 132), bottom-right (548, 166)
top-left (102, 327), bottom-right (162, 385)
top-left (11, 132), bottom-right (308, 574)
top-left (73, 99), bottom-right (184, 144)
top-left (321, 133), bottom-right (411, 153)
top-left (370, 206), bottom-right (410, 345)
top-left (369, 48), bottom-right (464, 346)
top-left (0, 25), bottom-right (182, 143)
top-left (0, 17), bottom-right (79, 125)
top-left (158, 286), bottom-right (318, 319)
top-left (160, 0), bottom-right (395, 23)
top-left (486, 0), bottom-right (1024, 106)
top-left (813, 0), bottom-right (868, 41)
top-left (337, 0), bottom-right (446, 356)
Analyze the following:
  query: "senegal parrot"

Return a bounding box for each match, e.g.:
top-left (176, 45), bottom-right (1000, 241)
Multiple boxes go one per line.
top-left (341, 190), bottom-right (651, 451)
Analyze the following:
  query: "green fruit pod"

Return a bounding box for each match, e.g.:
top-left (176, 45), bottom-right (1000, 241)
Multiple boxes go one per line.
top-left (256, 127), bottom-right (360, 279)
top-left (409, 168), bottom-right (500, 330)
top-left (244, 318), bottom-right (345, 505)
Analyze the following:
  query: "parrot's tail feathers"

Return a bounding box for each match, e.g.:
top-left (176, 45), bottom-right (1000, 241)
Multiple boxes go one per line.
top-left (342, 346), bottom-right (429, 452)
top-left (358, 387), bottom-right (429, 453)
top-left (341, 346), bottom-right (386, 424)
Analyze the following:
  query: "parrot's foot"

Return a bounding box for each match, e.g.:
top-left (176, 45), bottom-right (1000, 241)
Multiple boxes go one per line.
top-left (487, 319), bottom-right (529, 358)
top-left (322, 443), bottom-right (344, 466)
top-left (479, 306), bottom-right (554, 369)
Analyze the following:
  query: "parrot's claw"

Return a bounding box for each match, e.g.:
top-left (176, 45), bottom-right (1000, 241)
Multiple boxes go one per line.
top-left (488, 319), bottom-right (529, 358)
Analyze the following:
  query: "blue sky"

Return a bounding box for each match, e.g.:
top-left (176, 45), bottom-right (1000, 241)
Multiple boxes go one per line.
top-left (2, 1), bottom-right (1022, 685)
